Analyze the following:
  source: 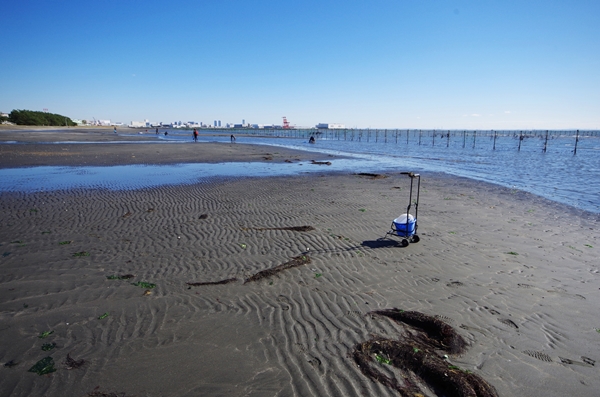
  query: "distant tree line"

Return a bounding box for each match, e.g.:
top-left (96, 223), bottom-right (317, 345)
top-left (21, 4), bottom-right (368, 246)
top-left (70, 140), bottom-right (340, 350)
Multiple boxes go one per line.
top-left (8, 109), bottom-right (77, 126)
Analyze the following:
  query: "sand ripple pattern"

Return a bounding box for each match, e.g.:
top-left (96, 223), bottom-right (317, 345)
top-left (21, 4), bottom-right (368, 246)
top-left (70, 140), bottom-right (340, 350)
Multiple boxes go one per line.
top-left (1, 173), bottom-right (599, 396)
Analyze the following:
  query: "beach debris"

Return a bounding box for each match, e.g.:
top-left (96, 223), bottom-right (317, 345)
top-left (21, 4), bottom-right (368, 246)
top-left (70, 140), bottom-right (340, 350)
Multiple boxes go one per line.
top-left (243, 226), bottom-right (315, 232)
top-left (65, 353), bottom-right (86, 369)
top-left (106, 274), bottom-right (135, 280)
top-left (147, 208), bottom-right (155, 212)
top-left (4, 360), bottom-right (18, 368)
top-left (352, 309), bottom-right (498, 397)
top-left (41, 342), bottom-right (57, 351)
top-left (199, 214), bottom-right (208, 219)
top-left (187, 278), bottom-right (238, 287)
top-left (42, 230), bottom-right (51, 234)
top-left (122, 212), bottom-right (132, 218)
top-left (506, 251), bottom-right (519, 255)
top-left (38, 330), bottom-right (54, 339)
top-left (28, 356), bottom-right (56, 375)
top-left (355, 173), bottom-right (388, 179)
top-left (143, 290), bottom-right (152, 296)
top-left (240, 243), bottom-right (247, 249)
top-left (315, 273), bottom-right (322, 278)
top-left (87, 387), bottom-right (130, 397)
top-left (375, 354), bottom-right (391, 365)
top-left (2, 252), bottom-right (10, 257)
top-left (72, 251), bottom-right (90, 257)
top-left (98, 312), bottom-right (109, 320)
top-left (358, 208), bottom-right (366, 212)
top-left (584, 244), bottom-right (593, 248)
top-left (310, 160), bottom-right (332, 165)
top-left (131, 281), bottom-right (156, 289)
top-left (244, 255), bottom-right (311, 283)
top-left (59, 240), bottom-right (72, 245)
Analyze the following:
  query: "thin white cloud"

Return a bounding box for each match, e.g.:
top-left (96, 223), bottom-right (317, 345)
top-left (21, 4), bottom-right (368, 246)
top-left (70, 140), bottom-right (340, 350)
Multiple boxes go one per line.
top-left (504, 110), bottom-right (511, 114)
top-left (471, 113), bottom-right (481, 117)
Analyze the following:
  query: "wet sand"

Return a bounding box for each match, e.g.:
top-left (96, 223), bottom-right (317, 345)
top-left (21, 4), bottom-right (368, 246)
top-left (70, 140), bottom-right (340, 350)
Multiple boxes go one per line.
top-left (0, 129), bottom-right (599, 396)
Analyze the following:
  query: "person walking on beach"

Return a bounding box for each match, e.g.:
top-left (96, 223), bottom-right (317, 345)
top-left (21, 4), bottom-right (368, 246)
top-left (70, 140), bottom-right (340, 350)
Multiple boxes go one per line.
top-left (113, 126), bottom-right (117, 134)
top-left (193, 129), bottom-right (198, 142)
top-left (230, 134), bottom-right (236, 143)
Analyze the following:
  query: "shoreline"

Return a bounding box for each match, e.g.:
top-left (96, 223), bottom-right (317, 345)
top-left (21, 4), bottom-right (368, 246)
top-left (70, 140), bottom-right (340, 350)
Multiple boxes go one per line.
top-left (0, 128), bottom-right (338, 168)
top-left (1, 129), bottom-right (599, 396)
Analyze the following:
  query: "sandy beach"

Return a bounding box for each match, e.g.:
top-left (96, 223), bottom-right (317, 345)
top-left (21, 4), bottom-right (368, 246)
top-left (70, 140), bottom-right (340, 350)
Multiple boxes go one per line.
top-left (1, 129), bottom-right (599, 396)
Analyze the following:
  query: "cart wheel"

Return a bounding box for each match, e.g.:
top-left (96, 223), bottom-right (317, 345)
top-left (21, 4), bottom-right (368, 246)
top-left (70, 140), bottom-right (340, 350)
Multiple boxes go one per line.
top-left (411, 235), bottom-right (420, 243)
top-left (400, 239), bottom-right (409, 247)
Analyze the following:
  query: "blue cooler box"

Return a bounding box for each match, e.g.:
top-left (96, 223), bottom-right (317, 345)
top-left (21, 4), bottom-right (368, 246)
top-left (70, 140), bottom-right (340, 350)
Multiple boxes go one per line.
top-left (393, 214), bottom-right (416, 236)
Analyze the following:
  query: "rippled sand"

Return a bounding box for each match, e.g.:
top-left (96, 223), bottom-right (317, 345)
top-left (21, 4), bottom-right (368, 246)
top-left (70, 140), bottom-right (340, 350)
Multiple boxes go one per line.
top-left (1, 129), bottom-right (599, 396)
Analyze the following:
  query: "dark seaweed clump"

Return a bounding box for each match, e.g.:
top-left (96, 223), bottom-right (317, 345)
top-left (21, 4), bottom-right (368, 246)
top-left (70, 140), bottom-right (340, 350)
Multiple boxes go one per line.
top-left (249, 226), bottom-right (315, 232)
top-left (65, 353), bottom-right (86, 369)
top-left (355, 173), bottom-right (388, 179)
top-left (244, 255), bottom-right (311, 283)
top-left (187, 278), bottom-right (238, 286)
top-left (28, 356), bottom-right (56, 375)
top-left (106, 274), bottom-right (135, 280)
top-left (352, 309), bottom-right (498, 397)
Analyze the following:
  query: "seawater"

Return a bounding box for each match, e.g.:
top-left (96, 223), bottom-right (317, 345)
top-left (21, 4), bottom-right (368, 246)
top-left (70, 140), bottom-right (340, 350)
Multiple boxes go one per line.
top-left (169, 130), bottom-right (600, 214)
top-left (0, 130), bottom-right (598, 214)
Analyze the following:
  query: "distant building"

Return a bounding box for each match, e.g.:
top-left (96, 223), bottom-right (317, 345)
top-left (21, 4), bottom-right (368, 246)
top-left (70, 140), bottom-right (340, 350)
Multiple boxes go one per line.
top-left (316, 123), bottom-right (345, 129)
top-left (129, 121), bottom-right (145, 128)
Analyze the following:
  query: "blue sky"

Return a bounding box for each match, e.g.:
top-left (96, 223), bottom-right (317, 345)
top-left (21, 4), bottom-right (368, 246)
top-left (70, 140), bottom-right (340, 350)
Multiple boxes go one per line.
top-left (1, 0), bottom-right (599, 129)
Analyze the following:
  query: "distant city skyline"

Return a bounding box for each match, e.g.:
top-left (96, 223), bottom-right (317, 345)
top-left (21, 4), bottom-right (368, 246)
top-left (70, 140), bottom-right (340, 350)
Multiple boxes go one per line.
top-left (2, 1), bottom-right (599, 130)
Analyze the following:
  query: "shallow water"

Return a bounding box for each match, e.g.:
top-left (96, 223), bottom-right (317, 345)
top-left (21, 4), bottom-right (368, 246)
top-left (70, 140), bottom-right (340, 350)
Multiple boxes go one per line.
top-left (177, 130), bottom-right (600, 214)
top-left (1, 130), bottom-right (599, 214)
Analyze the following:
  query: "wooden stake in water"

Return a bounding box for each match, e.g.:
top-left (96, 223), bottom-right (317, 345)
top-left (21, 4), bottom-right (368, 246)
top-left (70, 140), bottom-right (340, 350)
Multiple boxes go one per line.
top-left (493, 130), bottom-right (497, 150)
top-left (518, 131), bottom-right (523, 151)
top-left (543, 130), bottom-right (549, 153)
top-left (574, 129), bottom-right (579, 155)
top-left (447, 130), bottom-right (450, 148)
top-left (472, 130), bottom-right (477, 149)
top-left (463, 130), bottom-right (466, 148)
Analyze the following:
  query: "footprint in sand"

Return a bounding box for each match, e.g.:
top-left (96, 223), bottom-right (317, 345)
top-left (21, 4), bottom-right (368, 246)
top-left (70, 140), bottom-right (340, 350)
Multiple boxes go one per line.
top-left (498, 318), bottom-right (519, 329)
top-left (523, 350), bottom-right (553, 362)
top-left (559, 356), bottom-right (596, 367)
top-left (276, 295), bottom-right (291, 310)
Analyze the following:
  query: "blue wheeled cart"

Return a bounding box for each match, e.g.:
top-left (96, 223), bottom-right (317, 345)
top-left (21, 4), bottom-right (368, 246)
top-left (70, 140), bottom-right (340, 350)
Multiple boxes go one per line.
top-left (385, 172), bottom-right (421, 247)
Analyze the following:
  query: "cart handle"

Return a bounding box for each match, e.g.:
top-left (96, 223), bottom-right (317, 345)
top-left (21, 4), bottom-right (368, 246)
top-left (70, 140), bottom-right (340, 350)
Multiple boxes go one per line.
top-left (400, 172), bottom-right (420, 177)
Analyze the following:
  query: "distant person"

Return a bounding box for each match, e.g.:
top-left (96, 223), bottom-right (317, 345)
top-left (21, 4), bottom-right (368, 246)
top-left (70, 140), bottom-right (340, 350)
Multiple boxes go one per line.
top-left (193, 129), bottom-right (198, 142)
top-left (113, 127), bottom-right (117, 134)
top-left (164, 131), bottom-right (168, 136)
top-left (156, 128), bottom-right (159, 134)
top-left (309, 136), bottom-right (315, 144)
top-left (230, 134), bottom-right (236, 143)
